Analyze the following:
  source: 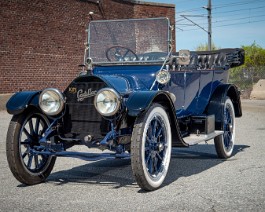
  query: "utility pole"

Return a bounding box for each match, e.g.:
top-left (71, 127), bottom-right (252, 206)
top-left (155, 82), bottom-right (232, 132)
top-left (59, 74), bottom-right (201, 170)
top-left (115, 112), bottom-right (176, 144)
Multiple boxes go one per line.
top-left (178, 0), bottom-right (212, 50)
top-left (205, 0), bottom-right (212, 50)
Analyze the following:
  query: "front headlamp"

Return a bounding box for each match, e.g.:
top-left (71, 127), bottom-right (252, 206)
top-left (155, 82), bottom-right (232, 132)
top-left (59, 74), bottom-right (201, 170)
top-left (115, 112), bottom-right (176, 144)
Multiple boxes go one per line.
top-left (39, 88), bottom-right (65, 116)
top-left (156, 70), bottom-right (171, 85)
top-left (94, 88), bottom-right (120, 116)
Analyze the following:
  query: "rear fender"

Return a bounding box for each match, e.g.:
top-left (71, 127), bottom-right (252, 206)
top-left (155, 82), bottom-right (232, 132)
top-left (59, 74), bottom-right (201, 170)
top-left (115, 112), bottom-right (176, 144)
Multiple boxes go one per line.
top-left (6, 91), bottom-right (40, 115)
top-left (206, 84), bottom-right (242, 130)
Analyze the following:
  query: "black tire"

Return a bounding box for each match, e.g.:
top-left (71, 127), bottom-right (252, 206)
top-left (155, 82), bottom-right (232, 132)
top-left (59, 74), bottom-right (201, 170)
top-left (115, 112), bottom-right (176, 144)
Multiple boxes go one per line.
top-left (131, 103), bottom-right (172, 191)
top-left (6, 110), bottom-right (56, 185)
top-left (214, 97), bottom-right (235, 158)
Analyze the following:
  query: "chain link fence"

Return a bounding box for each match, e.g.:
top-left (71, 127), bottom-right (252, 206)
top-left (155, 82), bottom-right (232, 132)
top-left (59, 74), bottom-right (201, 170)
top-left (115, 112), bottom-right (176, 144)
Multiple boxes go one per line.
top-left (229, 66), bottom-right (265, 98)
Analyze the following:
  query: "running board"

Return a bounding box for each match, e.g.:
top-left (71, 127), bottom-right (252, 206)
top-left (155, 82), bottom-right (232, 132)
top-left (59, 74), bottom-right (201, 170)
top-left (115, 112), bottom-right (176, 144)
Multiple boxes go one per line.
top-left (183, 130), bottom-right (224, 146)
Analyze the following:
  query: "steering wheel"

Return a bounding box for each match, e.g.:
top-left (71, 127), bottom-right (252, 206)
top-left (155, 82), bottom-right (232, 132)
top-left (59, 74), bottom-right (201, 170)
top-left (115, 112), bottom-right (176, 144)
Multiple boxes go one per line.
top-left (106, 46), bottom-right (139, 62)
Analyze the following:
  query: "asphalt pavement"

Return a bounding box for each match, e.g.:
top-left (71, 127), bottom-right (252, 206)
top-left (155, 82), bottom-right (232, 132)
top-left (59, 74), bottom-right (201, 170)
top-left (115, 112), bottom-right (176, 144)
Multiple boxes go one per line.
top-left (0, 100), bottom-right (264, 211)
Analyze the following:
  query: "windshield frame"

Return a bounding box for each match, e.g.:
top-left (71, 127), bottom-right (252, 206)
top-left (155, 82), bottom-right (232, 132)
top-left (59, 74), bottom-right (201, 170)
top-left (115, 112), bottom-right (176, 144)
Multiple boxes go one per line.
top-left (86, 17), bottom-right (171, 66)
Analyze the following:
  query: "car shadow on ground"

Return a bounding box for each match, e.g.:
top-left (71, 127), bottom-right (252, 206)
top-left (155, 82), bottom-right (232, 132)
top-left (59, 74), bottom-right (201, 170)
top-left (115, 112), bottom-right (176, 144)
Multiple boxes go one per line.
top-left (46, 144), bottom-right (249, 191)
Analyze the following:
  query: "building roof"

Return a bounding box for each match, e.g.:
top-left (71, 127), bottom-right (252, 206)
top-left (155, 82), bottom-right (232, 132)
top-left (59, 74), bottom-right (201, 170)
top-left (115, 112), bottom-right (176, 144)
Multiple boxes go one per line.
top-left (123, 0), bottom-right (175, 8)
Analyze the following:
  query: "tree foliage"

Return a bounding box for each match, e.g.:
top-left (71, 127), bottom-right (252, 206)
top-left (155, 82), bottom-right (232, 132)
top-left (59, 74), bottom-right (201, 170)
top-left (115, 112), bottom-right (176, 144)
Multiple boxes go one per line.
top-left (229, 42), bottom-right (265, 90)
top-left (196, 42), bottom-right (219, 51)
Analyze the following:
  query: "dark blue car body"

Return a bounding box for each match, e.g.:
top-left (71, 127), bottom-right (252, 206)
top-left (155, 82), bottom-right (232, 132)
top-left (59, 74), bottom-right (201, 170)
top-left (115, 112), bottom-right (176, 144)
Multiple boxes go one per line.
top-left (6, 18), bottom-right (244, 190)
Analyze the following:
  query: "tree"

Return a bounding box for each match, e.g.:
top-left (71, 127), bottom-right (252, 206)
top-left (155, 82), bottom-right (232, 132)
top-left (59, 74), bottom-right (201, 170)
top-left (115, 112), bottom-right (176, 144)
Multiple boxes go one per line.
top-left (196, 42), bottom-right (219, 51)
top-left (229, 42), bottom-right (265, 90)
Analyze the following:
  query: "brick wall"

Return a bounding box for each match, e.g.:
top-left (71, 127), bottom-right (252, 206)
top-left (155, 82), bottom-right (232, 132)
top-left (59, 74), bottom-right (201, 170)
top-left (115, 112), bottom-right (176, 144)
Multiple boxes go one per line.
top-left (134, 3), bottom-right (176, 51)
top-left (0, 0), bottom-right (175, 94)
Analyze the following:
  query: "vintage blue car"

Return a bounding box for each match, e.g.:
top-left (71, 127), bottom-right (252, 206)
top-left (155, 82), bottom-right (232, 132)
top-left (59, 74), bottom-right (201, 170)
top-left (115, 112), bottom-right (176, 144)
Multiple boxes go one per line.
top-left (6, 18), bottom-right (244, 191)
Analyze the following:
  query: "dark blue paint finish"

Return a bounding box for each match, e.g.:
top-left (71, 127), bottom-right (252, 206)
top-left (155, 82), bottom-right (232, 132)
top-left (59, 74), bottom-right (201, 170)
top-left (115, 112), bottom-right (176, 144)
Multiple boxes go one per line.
top-left (3, 64), bottom-right (230, 119)
top-left (98, 75), bottom-right (132, 94)
top-left (196, 71), bottom-right (214, 114)
top-left (205, 83), bottom-right (242, 131)
top-left (6, 91), bottom-right (40, 115)
top-left (183, 70), bottom-right (200, 116)
top-left (126, 91), bottom-right (158, 116)
top-left (93, 65), bottom-right (230, 118)
top-left (165, 71), bottom-right (185, 111)
top-left (93, 65), bottom-right (160, 91)
top-left (213, 69), bottom-right (229, 84)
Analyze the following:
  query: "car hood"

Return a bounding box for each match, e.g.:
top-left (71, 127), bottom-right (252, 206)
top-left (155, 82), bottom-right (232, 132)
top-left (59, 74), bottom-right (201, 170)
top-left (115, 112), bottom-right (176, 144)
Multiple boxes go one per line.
top-left (97, 74), bottom-right (150, 95)
top-left (92, 65), bottom-right (161, 94)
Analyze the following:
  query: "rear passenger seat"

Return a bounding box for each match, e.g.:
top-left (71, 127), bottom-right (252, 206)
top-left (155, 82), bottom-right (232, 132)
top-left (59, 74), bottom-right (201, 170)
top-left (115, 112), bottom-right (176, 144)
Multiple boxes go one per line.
top-left (170, 48), bottom-right (244, 71)
top-left (171, 52), bottom-right (228, 71)
top-left (197, 53), bottom-right (227, 70)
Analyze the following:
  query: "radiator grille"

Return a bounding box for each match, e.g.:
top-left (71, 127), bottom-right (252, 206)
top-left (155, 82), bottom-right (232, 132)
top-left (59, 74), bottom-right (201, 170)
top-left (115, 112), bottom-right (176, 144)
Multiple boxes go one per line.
top-left (64, 76), bottom-right (109, 139)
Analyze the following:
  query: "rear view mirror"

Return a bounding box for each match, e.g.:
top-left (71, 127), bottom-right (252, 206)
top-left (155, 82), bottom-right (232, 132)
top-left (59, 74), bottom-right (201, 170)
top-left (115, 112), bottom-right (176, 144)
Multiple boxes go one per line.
top-left (178, 50), bottom-right (190, 65)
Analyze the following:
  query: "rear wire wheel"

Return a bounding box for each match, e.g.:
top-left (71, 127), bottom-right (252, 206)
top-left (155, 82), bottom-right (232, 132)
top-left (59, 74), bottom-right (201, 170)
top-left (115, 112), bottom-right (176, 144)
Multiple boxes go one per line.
top-left (6, 110), bottom-right (56, 185)
top-left (214, 97), bottom-right (235, 158)
top-left (131, 104), bottom-right (172, 191)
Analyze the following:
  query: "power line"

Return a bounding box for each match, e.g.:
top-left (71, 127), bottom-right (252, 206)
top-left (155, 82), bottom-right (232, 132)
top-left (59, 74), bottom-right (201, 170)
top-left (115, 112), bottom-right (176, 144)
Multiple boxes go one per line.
top-left (214, 19), bottom-right (265, 28)
top-left (213, 14), bottom-right (265, 24)
top-left (176, 19), bottom-right (265, 32)
top-left (213, 0), bottom-right (265, 9)
top-left (177, 0), bottom-right (265, 14)
top-left (177, 13), bottom-right (265, 28)
top-left (176, 0), bottom-right (265, 30)
top-left (213, 5), bottom-right (265, 15)
top-left (175, 0), bottom-right (265, 46)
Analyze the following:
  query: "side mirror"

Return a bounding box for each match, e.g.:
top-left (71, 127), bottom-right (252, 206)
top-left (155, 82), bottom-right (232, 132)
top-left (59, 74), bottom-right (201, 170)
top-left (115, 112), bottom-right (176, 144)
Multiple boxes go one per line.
top-left (178, 50), bottom-right (190, 65)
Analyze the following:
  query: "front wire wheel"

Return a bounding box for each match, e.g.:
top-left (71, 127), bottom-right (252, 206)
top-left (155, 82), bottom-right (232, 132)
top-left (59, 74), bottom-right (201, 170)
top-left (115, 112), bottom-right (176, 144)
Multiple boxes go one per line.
top-left (214, 97), bottom-right (236, 158)
top-left (6, 110), bottom-right (56, 185)
top-left (131, 104), bottom-right (172, 191)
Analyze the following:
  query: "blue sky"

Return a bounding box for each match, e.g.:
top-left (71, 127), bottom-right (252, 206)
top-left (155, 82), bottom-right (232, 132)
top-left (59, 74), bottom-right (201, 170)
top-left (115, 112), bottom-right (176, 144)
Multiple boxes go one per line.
top-left (143, 0), bottom-right (265, 50)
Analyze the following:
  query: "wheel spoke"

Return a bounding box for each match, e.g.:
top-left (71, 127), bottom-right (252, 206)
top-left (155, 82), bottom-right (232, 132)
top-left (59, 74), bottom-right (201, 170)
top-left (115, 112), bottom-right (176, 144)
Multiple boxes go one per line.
top-left (35, 117), bottom-right (40, 135)
top-left (153, 157), bottom-right (158, 173)
top-left (27, 154), bottom-right (33, 168)
top-left (224, 132), bottom-right (231, 148)
top-left (40, 127), bottom-right (47, 136)
top-left (155, 127), bottom-right (162, 138)
top-left (22, 152), bottom-right (28, 159)
top-left (34, 155), bottom-right (39, 169)
top-left (156, 152), bottom-right (163, 161)
top-left (29, 119), bottom-right (34, 135)
top-left (146, 153), bottom-right (151, 164)
top-left (23, 128), bottom-right (33, 141)
top-left (227, 132), bottom-right (232, 145)
top-left (152, 118), bottom-right (158, 137)
top-left (227, 114), bottom-right (231, 124)
top-left (40, 154), bottom-right (48, 164)
top-left (148, 157), bottom-right (153, 174)
top-left (146, 136), bottom-right (152, 144)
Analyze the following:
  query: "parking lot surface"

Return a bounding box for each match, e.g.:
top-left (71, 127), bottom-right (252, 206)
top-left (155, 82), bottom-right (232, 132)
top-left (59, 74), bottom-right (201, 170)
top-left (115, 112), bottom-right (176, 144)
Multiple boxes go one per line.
top-left (0, 100), bottom-right (264, 211)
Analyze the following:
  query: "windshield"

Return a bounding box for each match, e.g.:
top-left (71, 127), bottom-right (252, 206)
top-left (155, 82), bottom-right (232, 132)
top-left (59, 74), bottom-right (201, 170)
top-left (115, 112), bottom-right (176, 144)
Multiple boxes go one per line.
top-left (88, 18), bottom-right (170, 64)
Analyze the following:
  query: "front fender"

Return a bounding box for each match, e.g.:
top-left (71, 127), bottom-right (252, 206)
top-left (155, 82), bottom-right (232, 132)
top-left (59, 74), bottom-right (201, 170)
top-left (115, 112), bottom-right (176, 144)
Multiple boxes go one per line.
top-left (6, 91), bottom-right (40, 115)
top-left (125, 90), bottom-right (188, 147)
top-left (125, 91), bottom-right (158, 116)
